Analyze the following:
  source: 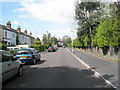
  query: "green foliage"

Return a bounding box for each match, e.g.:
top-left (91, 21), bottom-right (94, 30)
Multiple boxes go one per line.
top-left (32, 37), bottom-right (41, 45)
top-left (75, 1), bottom-right (120, 49)
top-left (67, 42), bottom-right (72, 48)
top-left (0, 43), bottom-right (7, 50)
top-left (73, 38), bottom-right (82, 47)
top-left (96, 8), bottom-right (119, 47)
top-left (83, 35), bottom-right (91, 47)
top-left (8, 50), bottom-right (18, 56)
top-left (30, 44), bottom-right (45, 52)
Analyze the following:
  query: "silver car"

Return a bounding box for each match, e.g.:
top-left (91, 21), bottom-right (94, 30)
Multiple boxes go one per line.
top-left (0, 50), bottom-right (23, 83)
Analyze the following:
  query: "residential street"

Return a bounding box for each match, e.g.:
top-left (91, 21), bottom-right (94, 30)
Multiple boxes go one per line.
top-left (2, 48), bottom-right (112, 88)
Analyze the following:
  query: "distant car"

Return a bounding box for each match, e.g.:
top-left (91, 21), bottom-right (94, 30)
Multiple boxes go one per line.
top-left (63, 46), bottom-right (66, 48)
top-left (15, 48), bottom-right (41, 65)
top-left (48, 46), bottom-right (56, 52)
top-left (0, 50), bottom-right (23, 83)
top-left (53, 45), bottom-right (58, 50)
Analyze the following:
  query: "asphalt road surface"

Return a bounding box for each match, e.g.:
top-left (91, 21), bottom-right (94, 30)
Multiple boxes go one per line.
top-left (2, 47), bottom-right (113, 88)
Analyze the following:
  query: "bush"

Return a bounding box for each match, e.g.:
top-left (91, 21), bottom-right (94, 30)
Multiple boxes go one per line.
top-left (30, 44), bottom-right (46, 52)
top-left (0, 43), bottom-right (7, 50)
top-left (8, 50), bottom-right (18, 56)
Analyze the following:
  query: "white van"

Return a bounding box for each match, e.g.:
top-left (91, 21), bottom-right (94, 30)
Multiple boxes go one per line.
top-left (7, 47), bottom-right (20, 51)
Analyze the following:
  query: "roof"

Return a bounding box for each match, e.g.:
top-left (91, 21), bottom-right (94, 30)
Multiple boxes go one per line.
top-left (0, 24), bottom-right (35, 38)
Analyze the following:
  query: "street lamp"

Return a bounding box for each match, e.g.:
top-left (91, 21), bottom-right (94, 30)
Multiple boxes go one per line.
top-left (71, 30), bottom-right (75, 53)
top-left (71, 30), bottom-right (77, 53)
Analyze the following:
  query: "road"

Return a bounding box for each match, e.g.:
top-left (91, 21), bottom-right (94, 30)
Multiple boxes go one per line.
top-left (2, 48), bottom-right (113, 88)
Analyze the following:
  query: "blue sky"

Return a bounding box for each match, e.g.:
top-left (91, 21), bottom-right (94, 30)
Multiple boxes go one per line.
top-left (1, 0), bottom-right (78, 40)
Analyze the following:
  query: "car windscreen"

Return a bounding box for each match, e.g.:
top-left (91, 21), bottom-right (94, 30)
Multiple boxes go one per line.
top-left (16, 49), bottom-right (32, 55)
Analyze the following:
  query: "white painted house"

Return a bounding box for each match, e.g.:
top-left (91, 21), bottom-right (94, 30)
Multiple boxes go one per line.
top-left (0, 21), bottom-right (35, 46)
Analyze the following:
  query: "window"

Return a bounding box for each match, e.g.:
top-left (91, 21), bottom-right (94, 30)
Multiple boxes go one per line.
top-left (5, 31), bottom-right (7, 38)
top-left (2, 51), bottom-right (13, 62)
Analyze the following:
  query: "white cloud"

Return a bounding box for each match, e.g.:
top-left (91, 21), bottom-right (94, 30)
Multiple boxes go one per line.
top-left (15, 0), bottom-right (76, 24)
top-left (13, 21), bottom-right (19, 25)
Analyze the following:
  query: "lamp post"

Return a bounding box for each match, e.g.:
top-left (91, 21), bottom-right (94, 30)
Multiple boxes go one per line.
top-left (71, 30), bottom-right (74, 53)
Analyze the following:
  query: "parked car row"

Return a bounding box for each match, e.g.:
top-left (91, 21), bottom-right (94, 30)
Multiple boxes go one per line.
top-left (1, 45), bottom-right (61, 83)
top-left (0, 48), bottom-right (41, 83)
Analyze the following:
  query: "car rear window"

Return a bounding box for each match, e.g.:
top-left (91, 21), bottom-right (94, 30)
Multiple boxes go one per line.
top-left (16, 49), bottom-right (32, 55)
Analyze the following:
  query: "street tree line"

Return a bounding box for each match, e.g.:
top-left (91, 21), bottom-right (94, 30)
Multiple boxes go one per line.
top-left (73, 1), bottom-right (120, 53)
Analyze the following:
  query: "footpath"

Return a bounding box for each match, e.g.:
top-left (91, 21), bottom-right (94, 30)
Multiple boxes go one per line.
top-left (67, 48), bottom-right (119, 88)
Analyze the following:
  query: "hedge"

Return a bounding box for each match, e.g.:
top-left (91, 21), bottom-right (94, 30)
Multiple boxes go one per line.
top-left (30, 44), bottom-right (46, 52)
top-left (0, 43), bottom-right (7, 50)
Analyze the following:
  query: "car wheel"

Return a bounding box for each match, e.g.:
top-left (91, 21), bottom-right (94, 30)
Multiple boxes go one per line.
top-left (33, 58), bottom-right (36, 65)
top-left (17, 66), bottom-right (23, 76)
top-left (38, 58), bottom-right (40, 62)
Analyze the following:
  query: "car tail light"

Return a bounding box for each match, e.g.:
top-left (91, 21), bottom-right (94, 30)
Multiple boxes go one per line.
top-left (30, 55), bottom-right (33, 58)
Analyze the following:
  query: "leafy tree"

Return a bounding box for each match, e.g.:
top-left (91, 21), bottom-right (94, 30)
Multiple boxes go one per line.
top-left (75, 1), bottom-right (101, 47)
top-left (16, 35), bottom-right (20, 45)
top-left (32, 37), bottom-right (41, 45)
top-left (51, 36), bottom-right (57, 45)
top-left (73, 38), bottom-right (82, 47)
top-left (42, 34), bottom-right (48, 44)
top-left (62, 36), bottom-right (72, 46)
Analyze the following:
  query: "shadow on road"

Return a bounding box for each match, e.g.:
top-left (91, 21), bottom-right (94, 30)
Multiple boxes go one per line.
top-left (2, 66), bottom-right (114, 89)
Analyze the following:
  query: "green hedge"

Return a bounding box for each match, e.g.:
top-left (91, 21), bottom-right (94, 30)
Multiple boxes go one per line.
top-left (67, 42), bottom-right (72, 48)
top-left (30, 44), bottom-right (46, 52)
top-left (0, 43), bottom-right (7, 50)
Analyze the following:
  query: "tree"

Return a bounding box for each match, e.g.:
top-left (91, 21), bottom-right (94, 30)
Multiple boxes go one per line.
top-left (16, 35), bottom-right (20, 45)
top-left (96, 3), bottom-right (120, 48)
top-left (75, 1), bottom-right (101, 48)
top-left (42, 34), bottom-right (48, 44)
top-left (62, 35), bottom-right (72, 46)
top-left (32, 37), bottom-right (41, 45)
top-left (51, 37), bottom-right (57, 45)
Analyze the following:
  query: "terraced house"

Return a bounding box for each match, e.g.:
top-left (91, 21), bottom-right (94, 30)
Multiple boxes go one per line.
top-left (0, 21), bottom-right (35, 46)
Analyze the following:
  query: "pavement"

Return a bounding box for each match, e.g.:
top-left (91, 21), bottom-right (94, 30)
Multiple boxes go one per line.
top-left (67, 48), bottom-right (119, 88)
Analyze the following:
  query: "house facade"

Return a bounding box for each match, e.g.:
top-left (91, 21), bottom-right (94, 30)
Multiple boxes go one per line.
top-left (0, 21), bottom-right (35, 46)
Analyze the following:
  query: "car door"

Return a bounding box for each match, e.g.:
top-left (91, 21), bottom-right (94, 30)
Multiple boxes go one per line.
top-left (2, 51), bottom-right (13, 82)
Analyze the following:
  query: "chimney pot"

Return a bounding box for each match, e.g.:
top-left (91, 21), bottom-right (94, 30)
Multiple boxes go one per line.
top-left (24, 30), bottom-right (27, 34)
top-left (30, 32), bottom-right (32, 36)
top-left (17, 26), bottom-right (21, 32)
top-left (6, 21), bottom-right (11, 29)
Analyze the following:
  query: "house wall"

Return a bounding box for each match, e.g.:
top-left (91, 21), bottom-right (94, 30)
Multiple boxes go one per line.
top-left (3, 29), bottom-right (16, 46)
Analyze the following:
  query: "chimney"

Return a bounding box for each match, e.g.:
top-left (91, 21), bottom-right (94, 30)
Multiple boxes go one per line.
top-left (24, 30), bottom-right (27, 34)
top-left (30, 32), bottom-right (32, 36)
top-left (6, 21), bottom-right (11, 29)
top-left (17, 26), bottom-right (21, 32)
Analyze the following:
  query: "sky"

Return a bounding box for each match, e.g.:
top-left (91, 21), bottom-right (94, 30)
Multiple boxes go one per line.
top-left (0, 0), bottom-right (117, 40)
top-left (0, 0), bottom-right (78, 40)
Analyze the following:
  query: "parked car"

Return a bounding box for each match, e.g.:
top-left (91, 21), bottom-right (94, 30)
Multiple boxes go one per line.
top-left (48, 46), bottom-right (56, 52)
top-left (53, 45), bottom-right (58, 50)
top-left (15, 48), bottom-right (41, 64)
top-left (0, 50), bottom-right (23, 83)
